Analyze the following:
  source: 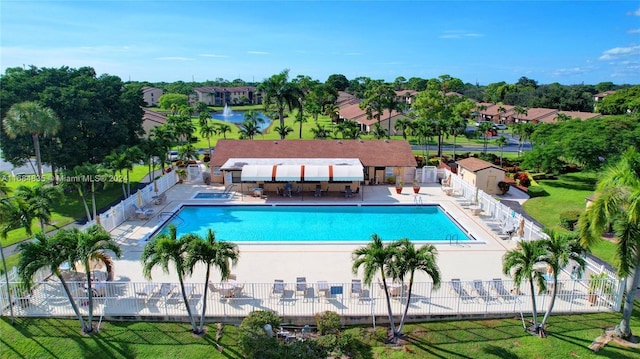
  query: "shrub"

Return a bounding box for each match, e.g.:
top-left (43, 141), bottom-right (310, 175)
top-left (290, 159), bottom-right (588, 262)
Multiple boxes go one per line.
top-left (498, 181), bottom-right (510, 194)
top-left (237, 311), bottom-right (281, 357)
top-left (315, 311), bottom-right (341, 335)
top-left (517, 172), bottom-right (531, 187)
top-left (559, 210), bottom-right (581, 231)
top-left (527, 185), bottom-right (548, 198)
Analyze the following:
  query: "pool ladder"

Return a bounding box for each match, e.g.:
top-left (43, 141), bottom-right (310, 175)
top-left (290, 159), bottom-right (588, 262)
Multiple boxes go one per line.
top-left (414, 195), bottom-right (423, 207)
top-left (447, 233), bottom-right (459, 245)
top-left (157, 211), bottom-right (184, 226)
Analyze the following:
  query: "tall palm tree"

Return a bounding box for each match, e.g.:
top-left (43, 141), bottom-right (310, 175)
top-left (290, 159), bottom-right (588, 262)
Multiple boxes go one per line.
top-left (502, 240), bottom-right (548, 334)
top-left (18, 232), bottom-right (91, 330)
top-left (323, 103), bottom-right (340, 124)
top-left (59, 225), bottom-right (121, 333)
top-left (496, 136), bottom-right (508, 167)
top-left (186, 229), bottom-right (239, 334)
top-left (538, 230), bottom-right (585, 334)
top-left (294, 107), bottom-right (308, 139)
top-left (124, 146), bottom-right (143, 196)
top-left (104, 149), bottom-right (130, 199)
top-left (15, 182), bottom-right (62, 233)
top-left (62, 165), bottom-right (93, 223)
top-left (394, 118), bottom-right (412, 140)
top-left (352, 234), bottom-right (398, 339)
top-left (3, 101), bottom-right (61, 181)
top-left (258, 69), bottom-right (302, 139)
top-left (390, 239), bottom-right (441, 335)
top-left (578, 146), bottom-right (640, 339)
top-left (141, 225), bottom-right (198, 333)
top-left (478, 121), bottom-right (494, 155)
top-left (0, 196), bottom-right (34, 324)
top-left (448, 116), bottom-right (468, 160)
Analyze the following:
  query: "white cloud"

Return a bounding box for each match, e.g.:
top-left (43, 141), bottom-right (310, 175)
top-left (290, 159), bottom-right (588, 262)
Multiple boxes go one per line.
top-left (552, 66), bottom-right (595, 76)
top-left (627, 28), bottom-right (640, 34)
top-left (156, 57), bottom-right (192, 61)
top-left (247, 51), bottom-right (269, 55)
top-left (439, 30), bottom-right (484, 39)
top-left (626, 8), bottom-right (640, 16)
top-left (199, 53), bottom-right (229, 58)
top-left (599, 45), bottom-right (640, 60)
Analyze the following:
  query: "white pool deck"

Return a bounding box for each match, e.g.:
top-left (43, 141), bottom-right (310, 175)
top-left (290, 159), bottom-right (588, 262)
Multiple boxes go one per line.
top-left (111, 182), bottom-right (527, 285)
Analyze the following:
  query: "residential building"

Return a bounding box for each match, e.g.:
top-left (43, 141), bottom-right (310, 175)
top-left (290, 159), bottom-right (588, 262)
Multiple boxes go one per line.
top-left (141, 108), bottom-right (167, 136)
top-left (141, 86), bottom-right (163, 107)
top-left (193, 86), bottom-right (261, 106)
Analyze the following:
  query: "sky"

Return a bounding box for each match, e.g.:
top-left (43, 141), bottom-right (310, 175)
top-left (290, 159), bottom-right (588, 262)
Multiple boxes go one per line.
top-left (1, 1), bottom-right (639, 86)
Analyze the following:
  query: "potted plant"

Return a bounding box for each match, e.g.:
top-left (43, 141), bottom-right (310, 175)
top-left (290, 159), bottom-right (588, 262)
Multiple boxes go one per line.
top-left (412, 179), bottom-right (420, 194)
top-left (175, 168), bottom-right (187, 183)
top-left (395, 180), bottom-right (404, 194)
top-left (587, 272), bottom-right (612, 306)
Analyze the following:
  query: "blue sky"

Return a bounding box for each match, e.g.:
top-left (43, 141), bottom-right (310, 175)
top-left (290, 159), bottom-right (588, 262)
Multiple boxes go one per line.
top-left (1, 1), bottom-right (639, 85)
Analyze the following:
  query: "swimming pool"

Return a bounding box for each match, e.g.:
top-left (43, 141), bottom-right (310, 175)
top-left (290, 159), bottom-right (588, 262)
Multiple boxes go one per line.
top-left (155, 205), bottom-right (473, 243)
top-left (191, 192), bottom-right (232, 199)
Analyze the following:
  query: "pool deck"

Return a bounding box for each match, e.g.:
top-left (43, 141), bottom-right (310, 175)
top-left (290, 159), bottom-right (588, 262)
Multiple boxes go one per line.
top-left (110, 182), bottom-right (528, 285)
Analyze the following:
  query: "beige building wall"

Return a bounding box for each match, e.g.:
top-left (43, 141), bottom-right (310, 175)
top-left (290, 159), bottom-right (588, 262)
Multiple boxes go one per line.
top-left (460, 167), bottom-right (504, 195)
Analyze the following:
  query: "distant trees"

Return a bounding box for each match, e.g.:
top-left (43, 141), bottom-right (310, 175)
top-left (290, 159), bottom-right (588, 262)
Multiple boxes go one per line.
top-left (159, 93), bottom-right (188, 110)
top-left (597, 85), bottom-right (640, 115)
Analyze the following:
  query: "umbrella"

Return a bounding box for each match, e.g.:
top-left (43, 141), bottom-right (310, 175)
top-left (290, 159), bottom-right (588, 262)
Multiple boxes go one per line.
top-left (517, 218), bottom-right (525, 238)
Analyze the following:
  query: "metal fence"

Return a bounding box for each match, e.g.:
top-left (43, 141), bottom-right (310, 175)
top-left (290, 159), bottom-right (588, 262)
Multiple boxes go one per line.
top-left (1, 277), bottom-right (619, 323)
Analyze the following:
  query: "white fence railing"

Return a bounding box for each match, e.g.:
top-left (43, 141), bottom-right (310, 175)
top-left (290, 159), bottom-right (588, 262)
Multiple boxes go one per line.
top-left (442, 168), bottom-right (623, 310)
top-left (1, 278), bottom-right (618, 321)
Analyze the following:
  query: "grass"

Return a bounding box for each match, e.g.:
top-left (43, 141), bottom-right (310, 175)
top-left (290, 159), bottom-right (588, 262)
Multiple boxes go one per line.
top-left (522, 171), bottom-right (618, 264)
top-left (1, 301), bottom-right (638, 358)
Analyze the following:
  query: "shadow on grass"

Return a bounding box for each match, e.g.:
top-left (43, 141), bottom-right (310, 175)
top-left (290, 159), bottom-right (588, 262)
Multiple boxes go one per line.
top-left (482, 344), bottom-right (519, 358)
top-left (539, 179), bottom-right (595, 192)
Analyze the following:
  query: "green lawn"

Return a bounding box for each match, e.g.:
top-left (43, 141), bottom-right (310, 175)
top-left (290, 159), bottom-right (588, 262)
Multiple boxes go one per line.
top-left (1, 301), bottom-right (638, 358)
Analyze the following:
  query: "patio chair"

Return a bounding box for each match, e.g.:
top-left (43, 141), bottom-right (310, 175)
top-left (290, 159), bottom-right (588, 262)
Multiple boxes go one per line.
top-left (344, 185), bottom-right (352, 198)
top-left (314, 185), bottom-right (322, 197)
top-left (351, 279), bottom-right (362, 298)
top-left (279, 289), bottom-right (296, 305)
top-left (303, 287), bottom-right (315, 302)
top-left (296, 277), bottom-right (307, 295)
top-left (271, 279), bottom-right (285, 300)
top-left (358, 289), bottom-right (373, 304)
top-left (450, 279), bottom-right (476, 303)
top-left (293, 185), bottom-right (301, 195)
top-left (489, 278), bottom-right (518, 303)
top-left (131, 204), bottom-right (154, 220)
top-left (471, 280), bottom-right (493, 302)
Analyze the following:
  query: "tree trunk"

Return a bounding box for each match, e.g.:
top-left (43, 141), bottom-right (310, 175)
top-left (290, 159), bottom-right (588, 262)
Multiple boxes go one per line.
top-left (278, 110), bottom-right (285, 140)
top-left (178, 273), bottom-right (198, 333)
top-left (198, 266), bottom-right (211, 333)
top-left (615, 262), bottom-right (640, 339)
top-left (529, 277), bottom-right (539, 332)
top-left (56, 272), bottom-right (90, 332)
top-left (32, 133), bottom-right (43, 181)
top-left (380, 274), bottom-right (398, 339)
top-left (77, 186), bottom-right (92, 223)
top-left (539, 276), bottom-right (559, 332)
top-left (85, 262), bottom-right (95, 332)
top-left (397, 273), bottom-right (415, 334)
top-left (1, 243), bottom-right (15, 325)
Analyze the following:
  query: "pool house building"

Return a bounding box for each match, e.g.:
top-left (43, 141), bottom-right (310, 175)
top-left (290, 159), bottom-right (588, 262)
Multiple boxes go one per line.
top-left (209, 139), bottom-right (418, 195)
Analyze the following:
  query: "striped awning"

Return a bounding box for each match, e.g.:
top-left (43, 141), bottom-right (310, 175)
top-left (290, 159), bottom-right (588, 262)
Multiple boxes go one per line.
top-left (240, 165), bottom-right (275, 181)
top-left (303, 165), bottom-right (330, 181)
top-left (275, 165), bottom-right (302, 181)
top-left (331, 164), bottom-right (364, 181)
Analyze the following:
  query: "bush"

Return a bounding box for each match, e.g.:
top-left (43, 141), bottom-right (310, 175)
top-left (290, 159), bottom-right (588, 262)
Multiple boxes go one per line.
top-left (527, 185), bottom-right (548, 198)
top-left (560, 210), bottom-right (581, 231)
top-left (498, 181), bottom-right (510, 195)
top-left (517, 172), bottom-right (531, 187)
top-left (237, 311), bottom-right (281, 357)
top-left (428, 158), bottom-right (440, 167)
top-left (315, 311), bottom-right (341, 335)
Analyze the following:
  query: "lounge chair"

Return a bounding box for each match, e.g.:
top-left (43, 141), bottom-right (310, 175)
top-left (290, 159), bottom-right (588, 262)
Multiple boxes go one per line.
top-left (317, 280), bottom-right (330, 299)
top-left (279, 289), bottom-right (296, 305)
top-left (284, 184), bottom-right (293, 197)
top-left (132, 204), bottom-right (154, 220)
top-left (358, 289), bottom-right (373, 303)
top-left (450, 279), bottom-right (476, 303)
top-left (344, 185), bottom-right (352, 198)
top-left (314, 185), bottom-right (322, 197)
top-left (351, 279), bottom-right (362, 298)
top-left (293, 185), bottom-right (301, 195)
top-left (490, 278), bottom-right (518, 303)
top-left (271, 279), bottom-right (285, 300)
top-left (472, 280), bottom-right (493, 302)
top-left (296, 277), bottom-right (307, 295)
top-left (303, 287), bottom-right (315, 302)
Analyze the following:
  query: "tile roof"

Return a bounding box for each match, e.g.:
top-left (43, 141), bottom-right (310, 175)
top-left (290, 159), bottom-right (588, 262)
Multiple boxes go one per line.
top-left (339, 103), bottom-right (405, 126)
top-left (211, 139), bottom-right (417, 167)
top-left (194, 86), bottom-right (257, 93)
top-left (457, 157), bottom-right (504, 172)
top-left (538, 110), bottom-right (601, 123)
top-left (142, 108), bottom-right (167, 125)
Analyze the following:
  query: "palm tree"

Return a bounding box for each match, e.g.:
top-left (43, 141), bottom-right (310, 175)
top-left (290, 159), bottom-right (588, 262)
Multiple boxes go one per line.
top-left (310, 124), bottom-right (330, 139)
top-left (371, 123), bottom-right (388, 139)
top-left (394, 118), bottom-right (412, 140)
top-left (258, 69), bottom-right (302, 139)
top-left (141, 225), bottom-right (198, 333)
top-left (478, 121), bottom-right (494, 154)
top-left (323, 103), bottom-right (340, 124)
top-left (238, 119), bottom-right (261, 140)
top-left (0, 196), bottom-right (34, 324)
top-left (104, 149), bottom-right (130, 199)
top-left (538, 230), bottom-right (585, 334)
top-left (382, 89), bottom-right (399, 138)
top-left (293, 107), bottom-right (308, 139)
top-left (448, 117), bottom-right (467, 160)
top-left (17, 232), bottom-right (92, 331)
top-left (59, 225), bottom-right (121, 333)
top-left (15, 182), bottom-right (62, 233)
top-left (3, 101), bottom-right (61, 181)
top-left (502, 240), bottom-right (548, 334)
top-left (352, 234), bottom-right (398, 339)
top-left (186, 229), bottom-right (239, 334)
top-left (390, 239), bottom-right (441, 335)
top-left (215, 123), bottom-right (232, 139)
top-left (124, 146), bottom-right (143, 196)
top-left (578, 147), bottom-right (640, 339)
top-left (274, 124), bottom-right (293, 139)
top-left (496, 136), bottom-right (508, 167)
top-left (62, 165), bottom-right (93, 223)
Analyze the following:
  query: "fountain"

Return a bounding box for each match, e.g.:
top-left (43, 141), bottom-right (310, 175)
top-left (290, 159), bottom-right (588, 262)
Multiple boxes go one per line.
top-left (222, 104), bottom-right (233, 117)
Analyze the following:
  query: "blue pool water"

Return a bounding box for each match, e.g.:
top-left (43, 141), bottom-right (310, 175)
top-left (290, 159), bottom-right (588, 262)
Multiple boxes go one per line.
top-left (156, 205), bottom-right (471, 243)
